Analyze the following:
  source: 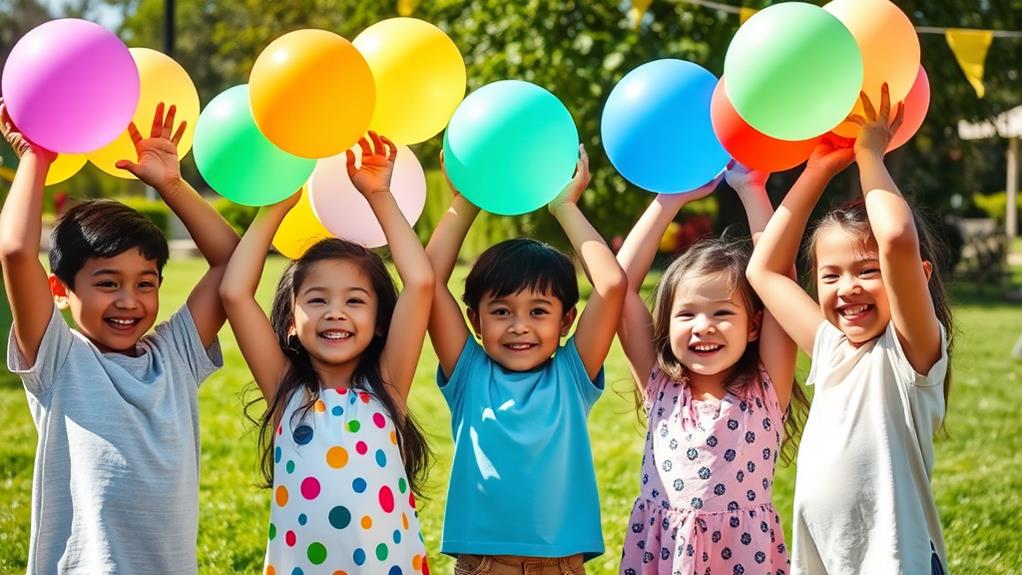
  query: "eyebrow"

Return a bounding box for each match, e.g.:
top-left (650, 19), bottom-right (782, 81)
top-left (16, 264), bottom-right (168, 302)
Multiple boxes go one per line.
top-left (490, 297), bottom-right (553, 305)
top-left (92, 269), bottom-right (159, 277)
top-left (301, 286), bottom-right (371, 296)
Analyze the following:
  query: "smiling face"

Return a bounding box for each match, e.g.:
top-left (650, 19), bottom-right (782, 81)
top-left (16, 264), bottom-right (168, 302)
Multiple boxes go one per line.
top-left (54, 250), bottom-right (161, 354)
top-left (468, 288), bottom-right (576, 372)
top-left (813, 226), bottom-right (891, 345)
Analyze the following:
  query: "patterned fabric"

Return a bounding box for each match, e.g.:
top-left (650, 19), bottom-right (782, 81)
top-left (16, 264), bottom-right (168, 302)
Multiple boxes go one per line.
top-left (263, 387), bottom-right (429, 575)
top-left (620, 367), bottom-right (790, 575)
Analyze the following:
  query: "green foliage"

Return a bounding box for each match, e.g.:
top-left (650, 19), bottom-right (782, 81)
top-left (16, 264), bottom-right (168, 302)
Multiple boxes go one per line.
top-left (113, 195), bottom-right (172, 234)
top-left (212, 198), bottom-right (259, 235)
top-left (971, 190), bottom-right (1008, 221)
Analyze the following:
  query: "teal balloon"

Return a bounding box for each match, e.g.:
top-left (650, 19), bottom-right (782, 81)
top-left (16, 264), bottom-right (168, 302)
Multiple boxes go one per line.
top-left (724, 2), bottom-right (863, 141)
top-left (193, 85), bottom-right (316, 206)
top-left (442, 80), bottom-right (578, 216)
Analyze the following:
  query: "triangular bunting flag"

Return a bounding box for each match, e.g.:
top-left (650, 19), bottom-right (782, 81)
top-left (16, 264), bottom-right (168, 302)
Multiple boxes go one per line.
top-left (398, 0), bottom-right (420, 17)
top-left (630, 0), bottom-right (653, 29)
top-left (739, 7), bottom-right (758, 25)
top-left (945, 28), bottom-right (994, 98)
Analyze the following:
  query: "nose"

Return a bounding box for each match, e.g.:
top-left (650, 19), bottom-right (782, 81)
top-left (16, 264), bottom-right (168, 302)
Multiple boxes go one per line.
top-left (508, 316), bottom-right (529, 335)
top-left (114, 289), bottom-right (139, 309)
top-left (324, 306), bottom-right (348, 321)
top-left (693, 314), bottom-right (716, 335)
top-left (836, 275), bottom-right (862, 298)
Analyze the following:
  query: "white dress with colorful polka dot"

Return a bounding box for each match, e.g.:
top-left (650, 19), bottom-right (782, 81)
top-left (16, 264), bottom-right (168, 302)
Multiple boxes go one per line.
top-left (263, 386), bottom-right (429, 575)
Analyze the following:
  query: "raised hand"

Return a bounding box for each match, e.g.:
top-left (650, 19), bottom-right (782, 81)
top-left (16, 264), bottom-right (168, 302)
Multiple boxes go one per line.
top-left (115, 102), bottom-right (187, 190)
top-left (848, 83), bottom-right (905, 160)
top-left (548, 144), bottom-right (591, 214)
top-left (347, 131), bottom-right (397, 197)
top-left (806, 133), bottom-right (856, 178)
top-left (0, 100), bottom-right (56, 163)
top-left (724, 161), bottom-right (767, 195)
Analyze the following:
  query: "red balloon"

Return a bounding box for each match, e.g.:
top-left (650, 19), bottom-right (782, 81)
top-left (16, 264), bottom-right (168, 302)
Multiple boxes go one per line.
top-left (711, 78), bottom-right (820, 172)
top-left (887, 66), bottom-right (930, 152)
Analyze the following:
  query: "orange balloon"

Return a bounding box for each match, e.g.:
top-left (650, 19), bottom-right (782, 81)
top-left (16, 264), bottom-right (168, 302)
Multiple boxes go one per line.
top-left (825, 0), bottom-right (920, 138)
top-left (249, 30), bottom-right (375, 159)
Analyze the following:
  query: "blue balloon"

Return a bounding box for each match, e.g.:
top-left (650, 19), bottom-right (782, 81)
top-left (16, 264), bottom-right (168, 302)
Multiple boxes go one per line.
top-left (601, 60), bottom-right (730, 193)
top-left (443, 80), bottom-right (579, 216)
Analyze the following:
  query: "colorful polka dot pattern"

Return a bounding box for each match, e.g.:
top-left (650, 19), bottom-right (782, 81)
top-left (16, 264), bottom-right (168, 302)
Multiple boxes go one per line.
top-left (263, 388), bottom-right (430, 575)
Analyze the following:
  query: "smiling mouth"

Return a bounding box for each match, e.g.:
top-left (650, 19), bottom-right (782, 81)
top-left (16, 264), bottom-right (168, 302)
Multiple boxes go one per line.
top-left (105, 317), bottom-right (141, 331)
top-left (838, 304), bottom-right (873, 320)
top-left (319, 329), bottom-right (353, 341)
top-left (504, 342), bottom-right (538, 352)
top-left (690, 343), bottom-right (723, 355)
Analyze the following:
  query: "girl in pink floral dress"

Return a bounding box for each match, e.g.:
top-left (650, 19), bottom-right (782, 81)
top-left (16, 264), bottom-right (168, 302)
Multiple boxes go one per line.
top-left (615, 165), bottom-right (806, 575)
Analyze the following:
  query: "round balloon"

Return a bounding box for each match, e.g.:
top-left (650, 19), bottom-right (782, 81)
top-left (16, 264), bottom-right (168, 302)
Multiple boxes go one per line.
top-left (724, 3), bottom-right (863, 141)
top-left (88, 48), bottom-right (201, 179)
top-left (354, 18), bottom-right (466, 145)
top-left (193, 85), bottom-right (316, 206)
top-left (710, 78), bottom-right (819, 172)
top-left (309, 144), bottom-right (426, 248)
top-left (602, 59), bottom-right (729, 193)
top-left (887, 66), bottom-right (930, 152)
top-left (443, 80), bottom-right (578, 215)
top-left (45, 154), bottom-right (87, 186)
top-left (825, 0), bottom-right (919, 138)
top-left (249, 29), bottom-right (375, 158)
top-left (273, 187), bottom-right (333, 259)
top-left (1, 19), bottom-right (139, 153)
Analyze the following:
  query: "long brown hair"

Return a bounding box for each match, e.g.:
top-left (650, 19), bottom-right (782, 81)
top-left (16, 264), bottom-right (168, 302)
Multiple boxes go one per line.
top-left (649, 238), bottom-right (808, 464)
top-left (245, 239), bottom-right (431, 495)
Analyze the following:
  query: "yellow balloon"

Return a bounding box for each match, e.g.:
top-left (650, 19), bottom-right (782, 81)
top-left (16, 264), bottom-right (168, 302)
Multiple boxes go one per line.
top-left (250, 29), bottom-right (375, 159)
top-left (354, 18), bottom-right (466, 145)
top-left (272, 188), bottom-right (333, 259)
top-left (45, 154), bottom-right (87, 186)
top-left (88, 48), bottom-right (200, 179)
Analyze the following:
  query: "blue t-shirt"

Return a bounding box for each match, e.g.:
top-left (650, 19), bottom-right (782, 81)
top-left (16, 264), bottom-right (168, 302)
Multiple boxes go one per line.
top-left (437, 336), bottom-right (605, 559)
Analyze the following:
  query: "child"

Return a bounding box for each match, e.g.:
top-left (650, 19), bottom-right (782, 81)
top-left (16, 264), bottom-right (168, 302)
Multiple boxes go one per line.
top-left (746, 86), bottom-right (953, 574)
top-left (0, 102), bottom-right (238, 574)
top-left (427, 145), bottom-right (627, 574)
top-left (219, 133), bottom-right (434, 575)
top-left (615, 164), bottom-right (804, 575)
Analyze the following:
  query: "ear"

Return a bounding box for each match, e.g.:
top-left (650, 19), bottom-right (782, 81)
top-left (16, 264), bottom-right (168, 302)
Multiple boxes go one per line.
top-left (287, 323), bottom-right (297, 337)
top-left (921, 260), bottom-right (933, 283)
top-left (560, 306), bottom-right (578, 337)
top-left (49, 274), bottom-right (70, 310)
top-left (747, 309), bottom-right (763, 343)
top-left (466, 308), bottom-right (482, 339)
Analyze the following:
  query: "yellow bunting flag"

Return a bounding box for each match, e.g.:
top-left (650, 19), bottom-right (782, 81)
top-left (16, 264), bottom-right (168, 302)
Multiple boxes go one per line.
top-left (630, 0), bottom-right (653, 29)
top-left (739, 7), bottom-right (758, 25)
top-left (397, 0), bottom-right (420, 17)
top-left (945, 28), bottom-right (994, 98)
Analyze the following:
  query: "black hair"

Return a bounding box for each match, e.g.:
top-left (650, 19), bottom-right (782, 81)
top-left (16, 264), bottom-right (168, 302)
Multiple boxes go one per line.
top-left (462, 238), bottom-right (579, 313)
top-left (247, 238), bottom-right (431, 495)
top-left (49, 199), bottom-right (169, 290)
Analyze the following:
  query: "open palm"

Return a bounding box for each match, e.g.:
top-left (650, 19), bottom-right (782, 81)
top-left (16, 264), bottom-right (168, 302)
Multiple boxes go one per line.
top-left (116, 102), bottom-right (186, 190)
top-left (347, 131), bottom-right (397, 197)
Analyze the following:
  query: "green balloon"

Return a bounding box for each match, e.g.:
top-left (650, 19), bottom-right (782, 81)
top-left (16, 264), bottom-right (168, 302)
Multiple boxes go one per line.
top-left (724, 2), bottom-right (863, 141)
top-left (193, 85), bottom-right (315, 206)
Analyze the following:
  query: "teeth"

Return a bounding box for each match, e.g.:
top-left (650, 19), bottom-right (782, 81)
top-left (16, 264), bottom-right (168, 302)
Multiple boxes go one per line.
top-left (321, 330), bottom-right (351, 340)
top-left (108, 318), bottom-right (137, 326)
top-left (692, 343), bottom-right (721, 352)
top-left (507, 343), bottom-right (534, 350)
top-left (841, 305), bottom-right (869, 317)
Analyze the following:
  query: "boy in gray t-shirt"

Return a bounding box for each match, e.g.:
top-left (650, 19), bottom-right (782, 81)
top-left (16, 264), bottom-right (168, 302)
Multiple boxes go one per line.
top-left (0, 102), bottom-right (239, 574)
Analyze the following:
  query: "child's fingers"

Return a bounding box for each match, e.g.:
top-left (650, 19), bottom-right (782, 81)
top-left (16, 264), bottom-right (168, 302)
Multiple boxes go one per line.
top-left (380, 135), bottom-right (398, 161)
top-left (345, 149), bottom-right (358, 178)
top-left (878, 83), bottom-right (891, 121)
top-left (114, 159), bottom-right (140, 176)
top-left (368, 131), bottom-right (385, 157)
top-left (171, 121), bottom-right (187, 146)
top-left (150, 102), bottom-right (165, 139)
top-left (127, 122), bottom-right (144, 149)
top-left (845, 114), bottom-right (867, 127)
top-left (859, 91), bottom-right (877, 122)
top-left (357, 136), bottom-right (372, 159)
top-left (890, 102), bottom-right (906, 134)
top-left (162, 104), bottom-right (177, 140)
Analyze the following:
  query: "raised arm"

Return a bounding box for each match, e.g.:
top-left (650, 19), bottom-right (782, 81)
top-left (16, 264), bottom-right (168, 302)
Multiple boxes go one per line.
top-left (425, 151), bottom-right (479, 379)
top-left (615, 179), bottom-right (718, 387)
top-left (349, 133), bottom-right (435, 410)
top-left (746, 140), bottom-right (854, 355)
top-left (851, 86), bottom-right (941, 373)
top-left (218, 194), bottom-right (300, 404)
top-left (548, 145), bottom-right (627, 380)
top-left (725, 163), bottom-right (797, 410)
top-left (115, 103), bottom-right (240, 348)
top-left (0, 102), bottom-right (57, 365)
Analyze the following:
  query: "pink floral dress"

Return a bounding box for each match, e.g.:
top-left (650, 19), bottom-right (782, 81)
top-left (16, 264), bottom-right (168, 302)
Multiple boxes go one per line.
top-left (620, 367), bottom-right (790, 575)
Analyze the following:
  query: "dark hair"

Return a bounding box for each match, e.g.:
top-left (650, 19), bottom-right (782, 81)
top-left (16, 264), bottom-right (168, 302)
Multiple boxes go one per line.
top-left (247, 238), bottom-right (431, 494)
top-left (463, 238), bottom-right (579, 313)
top-left (49, 199), bottom-right (169, 289)
top-left (806, 199), bottom-right (954, 412)
top-left (649, 237), bottom-right (807, 464)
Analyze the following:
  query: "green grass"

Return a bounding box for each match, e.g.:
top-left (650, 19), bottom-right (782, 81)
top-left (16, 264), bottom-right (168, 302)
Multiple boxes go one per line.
top-left (1, 259), bottom-right (1021, 574)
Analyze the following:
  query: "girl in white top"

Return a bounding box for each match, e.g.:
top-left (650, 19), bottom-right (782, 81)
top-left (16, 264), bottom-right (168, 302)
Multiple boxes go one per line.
top-left (746, 85), bottom-right (953, 575)
top-left (220, 133), bottom-right (435, 575)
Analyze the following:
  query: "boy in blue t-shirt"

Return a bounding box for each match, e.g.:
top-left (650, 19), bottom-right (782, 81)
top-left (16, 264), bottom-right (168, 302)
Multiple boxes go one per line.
top-left (0, 102), bottom-right (239, 574)
top-left (426, 145), bottom-right (627, 573)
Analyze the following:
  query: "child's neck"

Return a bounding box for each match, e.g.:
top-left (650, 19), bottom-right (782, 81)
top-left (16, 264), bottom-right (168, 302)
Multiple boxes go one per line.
top-left (686, 367), bottom-right (734, 402)
top-left (310, 357), bottom-right (360, 390)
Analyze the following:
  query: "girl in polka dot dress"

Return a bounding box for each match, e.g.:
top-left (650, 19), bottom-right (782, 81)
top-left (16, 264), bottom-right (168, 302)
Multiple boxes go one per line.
top-left (615, 163), bottom-right (807, 575)
top-left (221, 133), bottom-right (434, 575)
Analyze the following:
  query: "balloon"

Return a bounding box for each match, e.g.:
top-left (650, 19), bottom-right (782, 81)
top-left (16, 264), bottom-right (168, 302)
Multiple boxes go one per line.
top-left (45, 154), bottom-right (87, 186)
top-left (724, 3), bottom-right (863, 141)
top-left (193, 85), bottom-right (316, 206)
top-left (442, 80), bottom-right (578, 216)
top-left (825, 0), bottom-right (919, 138)
top-left (710, 78), bottom-right (820, 172)
top-left (88, 48), bottom-right (201, 179)
top-left (273, 187), bottom-right (333, 259)
top-left (354, 18), bottom-right (466, 145)
top-left (309, 144), bottom-right (426, 248)
top-left (601, 59), bottom-right (729, 193)
top-left (1, 19), bottom-right (139, 153)
top-left (249, 29), bottom-right (375, 158)
top-left (887, 66), bottom-right (930, 152)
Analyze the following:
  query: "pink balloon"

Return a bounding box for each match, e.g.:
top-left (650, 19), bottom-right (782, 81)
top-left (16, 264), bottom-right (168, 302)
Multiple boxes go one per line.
top-left (309, 145), bottom-right (427, 248)
top-left (1, 19), bottom-right (139, 153)
top-left (887, 66), bottom-right (930, 152)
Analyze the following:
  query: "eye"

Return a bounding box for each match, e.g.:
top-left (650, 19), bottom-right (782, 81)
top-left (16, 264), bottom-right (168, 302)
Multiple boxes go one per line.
top-left (95, 280), bottom-right (117, 289)
top-left (347, 297), bottom-right (365, 305)
top-left (860, 268), bottom-right (880, 277)
top-left (675, 311), bottom-right (694, 320)
top-left (491, 307), bottom-right (510, 316)
top-left (307, 297), bottom-right (327, 304)
top-left (714, 310), bottom-right (734, 317)
top-left (531, 308), bottom-right (549, 316)
top-left (138, 281), bottom-right (156, 289)
top-left (820, 273), bottom-right (839, 282)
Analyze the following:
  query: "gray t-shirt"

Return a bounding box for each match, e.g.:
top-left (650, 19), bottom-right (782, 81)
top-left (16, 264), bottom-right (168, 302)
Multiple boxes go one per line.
top-left (7, 305), bottom-right (222, 575)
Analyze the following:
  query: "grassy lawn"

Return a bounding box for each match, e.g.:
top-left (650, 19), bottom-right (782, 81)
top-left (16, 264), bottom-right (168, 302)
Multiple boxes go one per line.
top-left (1, 257), bottom-right (1021, 574)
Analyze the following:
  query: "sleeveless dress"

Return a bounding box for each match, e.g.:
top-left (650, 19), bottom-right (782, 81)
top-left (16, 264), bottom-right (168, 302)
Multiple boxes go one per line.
top-left (620, 367), bottom-right (790, 575)
top-left (262, 386), bottom-right (430, 575)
